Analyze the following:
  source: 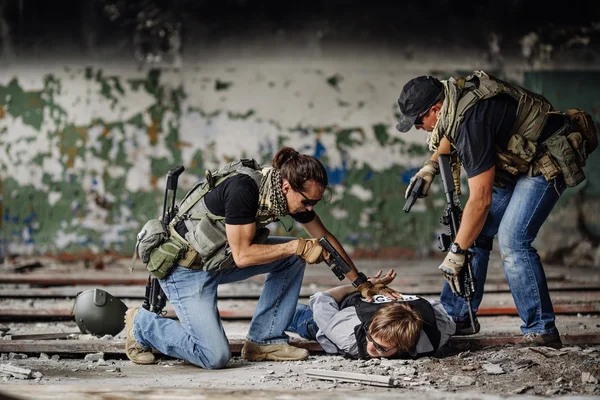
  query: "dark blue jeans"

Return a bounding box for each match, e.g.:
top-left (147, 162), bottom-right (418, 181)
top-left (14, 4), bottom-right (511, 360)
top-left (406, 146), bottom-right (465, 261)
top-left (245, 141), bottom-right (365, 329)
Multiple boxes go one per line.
top-left (286, 303), bottom-right (319, 340)
top-left (441, 174), bottom-right (566, 335)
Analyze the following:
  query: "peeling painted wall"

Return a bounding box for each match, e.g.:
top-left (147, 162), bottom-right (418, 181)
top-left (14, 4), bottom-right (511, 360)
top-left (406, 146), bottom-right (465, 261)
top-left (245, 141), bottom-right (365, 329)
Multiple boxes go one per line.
top-left (1, 59), bottom-right (599, 258)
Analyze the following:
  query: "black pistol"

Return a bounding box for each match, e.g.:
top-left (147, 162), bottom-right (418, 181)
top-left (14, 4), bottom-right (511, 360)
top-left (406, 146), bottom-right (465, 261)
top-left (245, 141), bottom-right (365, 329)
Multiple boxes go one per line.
top-left (403, 177), bottom-right (425, 213)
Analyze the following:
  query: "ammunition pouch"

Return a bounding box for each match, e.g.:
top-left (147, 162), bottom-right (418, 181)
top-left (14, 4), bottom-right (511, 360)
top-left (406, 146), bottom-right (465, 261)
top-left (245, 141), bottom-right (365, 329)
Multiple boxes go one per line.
top-left (565, 108), bottom-right (598, 157)
top-left (541, 124), bottom-right (586, 187)
top-left (146, 236), bottom-right (187, 279)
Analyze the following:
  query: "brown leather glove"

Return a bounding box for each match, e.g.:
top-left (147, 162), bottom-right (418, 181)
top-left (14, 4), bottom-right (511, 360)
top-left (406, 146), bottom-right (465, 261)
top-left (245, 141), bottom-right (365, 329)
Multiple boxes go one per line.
top-left (296, 238), bottom-right (324, 264)
top-left (357, 282), bottom-right (399, 301)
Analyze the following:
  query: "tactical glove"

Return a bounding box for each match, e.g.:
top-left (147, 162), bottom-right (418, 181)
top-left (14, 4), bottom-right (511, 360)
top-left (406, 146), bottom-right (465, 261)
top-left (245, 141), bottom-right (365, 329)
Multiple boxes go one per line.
top-left (439, 251), bottom-right (465, 296)
top-left (296, 238), bottom-right (324, 264)
top-left (405, 162), bottom-right (438, 199)
top-left (357, 282), bottom-right (399, 301)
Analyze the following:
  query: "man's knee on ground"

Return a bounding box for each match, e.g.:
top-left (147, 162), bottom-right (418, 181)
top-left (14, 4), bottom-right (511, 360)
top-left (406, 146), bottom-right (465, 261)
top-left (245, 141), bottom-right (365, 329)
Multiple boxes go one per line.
top-left (196, 349), bottom-right (231, 370)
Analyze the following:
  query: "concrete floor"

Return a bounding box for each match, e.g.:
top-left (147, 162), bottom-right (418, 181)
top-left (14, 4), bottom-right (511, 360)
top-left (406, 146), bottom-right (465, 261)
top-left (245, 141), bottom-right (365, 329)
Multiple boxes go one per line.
top-left (1, 255), bottom-right (599, 399)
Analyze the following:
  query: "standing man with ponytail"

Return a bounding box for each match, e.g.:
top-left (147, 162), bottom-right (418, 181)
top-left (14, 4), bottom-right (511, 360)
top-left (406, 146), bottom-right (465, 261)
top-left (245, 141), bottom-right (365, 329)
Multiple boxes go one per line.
top-left (125, 146), bottom-right (400, 368)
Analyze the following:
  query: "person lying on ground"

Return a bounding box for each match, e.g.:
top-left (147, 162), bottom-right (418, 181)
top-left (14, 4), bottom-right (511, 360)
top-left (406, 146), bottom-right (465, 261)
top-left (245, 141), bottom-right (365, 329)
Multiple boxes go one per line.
top-left (287, 269), bottom-right (456, 359)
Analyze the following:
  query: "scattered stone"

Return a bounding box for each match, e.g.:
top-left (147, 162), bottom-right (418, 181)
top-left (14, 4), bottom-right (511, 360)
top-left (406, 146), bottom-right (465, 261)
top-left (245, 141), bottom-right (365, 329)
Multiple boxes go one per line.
top-left (2, 335), bottom-right (12, 340)
top-left (461, 364), bottom-right (478, 371)
top-left (481, 363), bottom-right (505, 375)
top-left (32, 371), bottom-right (43, 379)
top-left (99, 334), bottom-right (114, 340)
top-left (450, 375), bottom-right (475, 386)
top-left (581, 372), bottom-right (599, 384)
top-left (51, 355), bottom-right (60, 361)
top-left (8, 352), bottom-right (27, 360)
top-left (39, 353), bottom-right (50, 360)
top-left (545, 388), bottom-right (561, 396)
top-left (394, 366), bottom-right (416, 376)
top-left (84, 352), bottom-right (104, 362)
top-left (510, 385), bottom-right (533, 395)
top-left (0, 364), bottom-right (32, 379)
top-left (96, 359), bottom-right (107, 366)
top-left (0, 353), bottom-right (7, 361)
top-left (529, 346), bottom-right (568, 358)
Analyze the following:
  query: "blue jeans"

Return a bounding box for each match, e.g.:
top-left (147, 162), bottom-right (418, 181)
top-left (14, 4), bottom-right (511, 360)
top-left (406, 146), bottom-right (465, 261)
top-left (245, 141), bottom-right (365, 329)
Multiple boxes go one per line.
top-left (441, 174), bottom-right (566, 335)
top-left (132, 236), bottom-right (306, 369)
top-left (287, 303), bottom-right (319, 340)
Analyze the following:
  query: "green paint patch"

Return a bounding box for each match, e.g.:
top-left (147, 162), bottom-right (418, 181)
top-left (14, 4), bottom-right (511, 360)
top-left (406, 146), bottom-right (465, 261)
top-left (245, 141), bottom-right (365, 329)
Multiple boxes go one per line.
top-left (188, 106), bottom-right (221, 120)
top-left (0, 79), bottom-right (45, 130)
top-left (336, 128), bottom-right (365, 147)
top-left (227, 110), bottom-right (255, 120)
top-left (373, 124), bottom-right (390, 146)
top-left (326, 74), bottom-right (343, 91)
top-left (215, 80), bottom-right (233, 91)
top-left (126, 113), bottom-right (146, 130)
top-left (55, 124), bottom-right (88, 168)
top-left (406, 143), bottom-right (429, 156)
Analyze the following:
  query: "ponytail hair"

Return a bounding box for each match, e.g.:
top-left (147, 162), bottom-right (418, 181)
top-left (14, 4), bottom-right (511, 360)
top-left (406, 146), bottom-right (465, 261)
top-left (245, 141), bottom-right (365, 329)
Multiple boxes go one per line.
top-left (272, 147), bottom-right (328, 192)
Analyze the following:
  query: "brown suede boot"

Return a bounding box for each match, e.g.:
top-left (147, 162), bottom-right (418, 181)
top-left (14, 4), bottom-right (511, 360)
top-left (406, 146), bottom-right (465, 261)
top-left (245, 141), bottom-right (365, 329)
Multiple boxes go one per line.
top-left (517, 331), bottom-right (563, 349)
top-left (241, 341), bottom-right (309, 361)
top-left (124, 308), bottom-right (156, 364)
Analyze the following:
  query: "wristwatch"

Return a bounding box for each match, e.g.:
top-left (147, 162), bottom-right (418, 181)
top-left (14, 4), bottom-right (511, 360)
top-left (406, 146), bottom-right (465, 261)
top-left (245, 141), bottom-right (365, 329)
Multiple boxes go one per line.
top-left (450, 242), bottom-right (467, 255)
top-left (351, 272), bottom-right (369, 288)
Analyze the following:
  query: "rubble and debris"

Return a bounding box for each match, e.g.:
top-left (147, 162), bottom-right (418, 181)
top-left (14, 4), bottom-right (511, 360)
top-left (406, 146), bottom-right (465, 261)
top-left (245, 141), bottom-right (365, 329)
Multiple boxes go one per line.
top-left (0, 364), bottom-right (33, 379)
top-left (83, 352), bottom-right (104, 362)
top-left (305, 369), bottom-right (395, 387)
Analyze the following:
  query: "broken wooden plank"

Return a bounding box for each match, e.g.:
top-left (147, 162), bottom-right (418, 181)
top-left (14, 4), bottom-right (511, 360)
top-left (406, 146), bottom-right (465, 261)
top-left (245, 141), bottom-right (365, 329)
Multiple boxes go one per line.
top-left (305, 369), bottom-right (394, 387)
top-left (0, 364), bottom-right (33, 379)
top-left (10, 332), bottom-right (81, 340)
top-left (0, 333), bottom-right (598, 356)
top-left (1, 300), bottom-right (599, 323)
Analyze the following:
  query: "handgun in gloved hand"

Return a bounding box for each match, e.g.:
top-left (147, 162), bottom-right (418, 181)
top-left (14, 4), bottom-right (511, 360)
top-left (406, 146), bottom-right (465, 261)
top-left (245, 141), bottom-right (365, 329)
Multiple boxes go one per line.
top-left (296, 238), bottom-right (325, 264)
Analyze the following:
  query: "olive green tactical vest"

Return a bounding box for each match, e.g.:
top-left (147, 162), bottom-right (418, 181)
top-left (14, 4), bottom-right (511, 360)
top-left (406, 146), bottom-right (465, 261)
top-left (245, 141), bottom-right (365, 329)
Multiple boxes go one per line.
top-left (170, 159), bottom-right (276, 272)
top-left (442, 71), bottom-right (584, 185)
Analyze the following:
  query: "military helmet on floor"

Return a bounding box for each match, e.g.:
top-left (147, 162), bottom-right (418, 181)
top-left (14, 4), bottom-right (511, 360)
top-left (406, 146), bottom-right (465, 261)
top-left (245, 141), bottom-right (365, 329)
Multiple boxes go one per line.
top-left (73, 289), bottom-right (128, 336)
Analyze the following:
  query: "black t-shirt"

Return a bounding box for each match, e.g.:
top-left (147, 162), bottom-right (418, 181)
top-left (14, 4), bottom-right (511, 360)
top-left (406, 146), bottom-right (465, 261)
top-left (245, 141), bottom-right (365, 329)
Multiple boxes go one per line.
top-left (453, 93), bottom-right (517, 178)
top-left (201, 174), bottom-right (316, 225)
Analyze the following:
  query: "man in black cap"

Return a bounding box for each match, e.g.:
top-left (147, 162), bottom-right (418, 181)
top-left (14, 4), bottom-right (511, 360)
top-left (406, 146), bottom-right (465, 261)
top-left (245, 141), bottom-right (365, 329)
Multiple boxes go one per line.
top-left (395, 71), bottom-right (592, 349)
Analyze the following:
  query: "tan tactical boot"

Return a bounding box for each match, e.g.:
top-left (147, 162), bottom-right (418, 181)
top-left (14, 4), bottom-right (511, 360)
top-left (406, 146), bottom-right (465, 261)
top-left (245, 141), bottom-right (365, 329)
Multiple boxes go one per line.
top-left (124, 308), bottom-right (156, 364)
top-left (242, 341), bottom-right (309, 361)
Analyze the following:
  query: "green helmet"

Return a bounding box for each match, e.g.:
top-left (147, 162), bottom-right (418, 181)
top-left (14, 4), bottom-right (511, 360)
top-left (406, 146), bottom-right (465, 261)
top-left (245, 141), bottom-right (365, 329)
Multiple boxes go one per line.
top-left (73, 289), bottom-right (128, 336)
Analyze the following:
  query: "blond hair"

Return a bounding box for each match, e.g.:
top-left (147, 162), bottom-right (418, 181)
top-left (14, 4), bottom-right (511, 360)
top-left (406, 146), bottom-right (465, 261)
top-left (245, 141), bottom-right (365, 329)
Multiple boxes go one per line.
top-left (369, 302), bottom-right (423, 353)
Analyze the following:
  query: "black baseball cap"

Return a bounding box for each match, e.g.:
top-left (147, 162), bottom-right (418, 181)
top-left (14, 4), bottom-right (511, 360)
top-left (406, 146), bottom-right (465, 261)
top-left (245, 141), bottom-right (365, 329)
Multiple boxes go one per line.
top-left (396, 75), bottom-right (443, 132)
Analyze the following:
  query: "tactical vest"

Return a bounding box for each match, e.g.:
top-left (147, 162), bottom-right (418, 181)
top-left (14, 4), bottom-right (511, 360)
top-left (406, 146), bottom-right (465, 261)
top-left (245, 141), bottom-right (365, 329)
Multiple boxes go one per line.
top-left (339, 292), bottom-right (441, 360)
top-left (444, 71), bottom-right (588, 187)
top-left (170, 159), bottom-right (276, 272)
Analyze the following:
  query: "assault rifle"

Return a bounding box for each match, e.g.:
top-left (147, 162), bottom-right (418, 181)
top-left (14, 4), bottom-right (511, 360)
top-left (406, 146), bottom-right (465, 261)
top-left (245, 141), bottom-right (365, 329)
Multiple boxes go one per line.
top-left (403, 177), bottom-right (425, 213)
top-left (142, 164), bottom-right (185, 315)
top-left (436, 154), bottom-right (477, 334)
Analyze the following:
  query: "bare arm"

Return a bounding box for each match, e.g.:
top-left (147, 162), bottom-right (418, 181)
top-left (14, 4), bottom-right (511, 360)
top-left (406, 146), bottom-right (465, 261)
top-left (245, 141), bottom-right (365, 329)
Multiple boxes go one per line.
top-left (301, 214), bottom-right (361, 282)
top-left (454, 166), bottom-right (495, 249)
top-left (429, 136), bottom-right (453, 161)
top-left (226, 223), bottom-right (298, 268)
